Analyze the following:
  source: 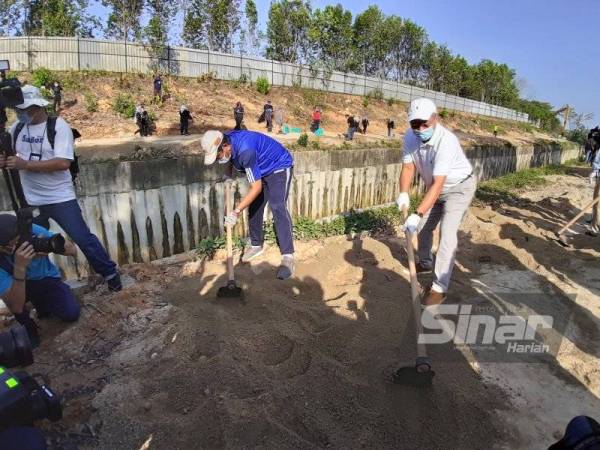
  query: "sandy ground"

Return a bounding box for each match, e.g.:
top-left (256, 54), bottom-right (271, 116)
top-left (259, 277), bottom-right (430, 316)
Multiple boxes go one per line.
top-left (2, 170), bottom-right (599, 449)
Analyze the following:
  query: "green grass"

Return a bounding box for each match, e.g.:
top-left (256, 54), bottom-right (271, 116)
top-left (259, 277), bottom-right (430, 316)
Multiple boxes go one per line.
top-left (476, 164), bottom-right (568, 202)
top-left (194, 197), bottom-right (422, 259)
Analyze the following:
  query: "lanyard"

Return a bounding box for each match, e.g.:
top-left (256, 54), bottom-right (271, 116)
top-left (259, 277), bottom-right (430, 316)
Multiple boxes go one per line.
top-left (26, 123), bottom-right (47, 161)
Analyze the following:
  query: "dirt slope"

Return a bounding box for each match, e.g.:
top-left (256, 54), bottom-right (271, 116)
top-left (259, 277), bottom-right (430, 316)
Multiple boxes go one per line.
top-left (11, 71), bottom-right (556, 147)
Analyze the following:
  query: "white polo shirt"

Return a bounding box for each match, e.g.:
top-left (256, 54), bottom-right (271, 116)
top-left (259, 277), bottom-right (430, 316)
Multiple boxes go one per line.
top-left (402, 124), bottom-right (472, 192)
top-left (10, 118), bottom-right (76, 206)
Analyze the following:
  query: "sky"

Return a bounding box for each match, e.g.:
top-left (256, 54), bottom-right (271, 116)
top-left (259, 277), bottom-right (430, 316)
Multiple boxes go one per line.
top-left (91, 0), bottom-right (600, 127)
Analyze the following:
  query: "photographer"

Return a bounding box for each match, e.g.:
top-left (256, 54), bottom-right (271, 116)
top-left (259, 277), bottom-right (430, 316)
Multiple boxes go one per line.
top-left (0, 214), bottom-right (80, 346)
top-left (0, 85), bottom-right (122, 292)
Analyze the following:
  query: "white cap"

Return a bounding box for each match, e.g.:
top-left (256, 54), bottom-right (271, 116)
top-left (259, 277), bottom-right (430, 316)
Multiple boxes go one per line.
top-left (14, 85), bottom-right (49, 109)
top-left (407, 98), bottom-right (437, 122)
top-left (201, 130), bottom-right (224, 165)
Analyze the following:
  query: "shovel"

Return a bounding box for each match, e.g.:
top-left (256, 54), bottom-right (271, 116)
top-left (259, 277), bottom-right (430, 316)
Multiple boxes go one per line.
top-left (392, 207), bottom-right (435, 387)
top-left (553, 192), bottom-right (600, 246)
top-left (217, 181), bottom-right (243, 300)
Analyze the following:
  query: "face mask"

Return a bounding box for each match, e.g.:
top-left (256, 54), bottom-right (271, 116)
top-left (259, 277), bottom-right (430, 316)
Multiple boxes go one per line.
top-left (414, 126), bottom-right (434, 142)
top-left (218, 155), bottom-right (231, 164)
top-left (15, 109), bottom-right (33, 125)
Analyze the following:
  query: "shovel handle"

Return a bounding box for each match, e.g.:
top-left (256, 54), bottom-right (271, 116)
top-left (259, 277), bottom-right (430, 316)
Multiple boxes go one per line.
top-left (225, 182), bottom-right (234, 282)
top-left (556, 193), bottom-right (600, 236)
top-left (402, 205), bottom-right (427, 359)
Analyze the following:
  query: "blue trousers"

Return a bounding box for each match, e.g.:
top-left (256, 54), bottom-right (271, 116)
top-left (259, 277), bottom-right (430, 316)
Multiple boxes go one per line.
top-left (248, 168), bottom-right (294, 255)
top-left (0, 427), bottom-right (47, 450)
top-left (34, 199), bottom-right (117, 278)
top-left (26, 277), bottom-right (80, 321)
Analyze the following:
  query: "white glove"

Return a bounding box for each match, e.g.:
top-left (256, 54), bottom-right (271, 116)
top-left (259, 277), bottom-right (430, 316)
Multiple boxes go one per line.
top-left (403, 213), bottom-right (421, 233)
top-left (396, 192), bottom-right (410, 211)
top-left (224, 210), bottom-right (239, 226)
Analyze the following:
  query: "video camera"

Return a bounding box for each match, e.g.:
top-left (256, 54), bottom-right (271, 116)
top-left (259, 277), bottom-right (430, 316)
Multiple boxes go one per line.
top-left (0, 325), bottom-right (62, 430)
top-left (16, 207), bottom-right (66, 254)
top-left (1, 59), bottom-right (29, 212)
top-left (0, 59), bottom-right (23, 131)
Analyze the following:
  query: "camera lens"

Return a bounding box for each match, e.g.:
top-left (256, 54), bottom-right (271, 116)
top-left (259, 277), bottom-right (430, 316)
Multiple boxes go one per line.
top-left (0, 325), bottom-right (33, 368)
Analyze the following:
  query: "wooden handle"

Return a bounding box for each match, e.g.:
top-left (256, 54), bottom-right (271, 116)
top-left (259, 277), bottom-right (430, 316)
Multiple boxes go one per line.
top-left (402, 205), bottom-right (427, 358)
top-left (225, 182), bottom-right (234, 282)
top-left (556, 194), bottom-right (600, 236)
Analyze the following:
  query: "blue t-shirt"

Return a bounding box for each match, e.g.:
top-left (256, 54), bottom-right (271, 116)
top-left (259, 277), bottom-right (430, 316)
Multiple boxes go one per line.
top-left (0, 225), bottom-right (61, 297)
top-left (226, 131), bottom-right (293, 183)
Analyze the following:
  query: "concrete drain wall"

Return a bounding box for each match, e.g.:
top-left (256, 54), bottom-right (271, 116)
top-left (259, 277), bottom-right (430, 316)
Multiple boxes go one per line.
top-left (0, 142), bottom-right (580, 279)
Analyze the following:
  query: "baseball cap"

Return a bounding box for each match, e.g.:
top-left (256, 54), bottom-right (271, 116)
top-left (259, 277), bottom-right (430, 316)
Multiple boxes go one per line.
top-left (408, 98), bottom-right (437, 122)
top-left (201, 130), bottom-right (224, 165)
top-left (14, 85), bottom-right (50, 109)
top-left (0, 214), bottom-right (18, 246)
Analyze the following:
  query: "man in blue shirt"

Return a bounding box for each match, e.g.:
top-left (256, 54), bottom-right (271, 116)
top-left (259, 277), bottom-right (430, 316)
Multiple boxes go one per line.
top-left (202, 130), bottom-right (295, 279)
top-left (0, 214), bottom-right (80, 346)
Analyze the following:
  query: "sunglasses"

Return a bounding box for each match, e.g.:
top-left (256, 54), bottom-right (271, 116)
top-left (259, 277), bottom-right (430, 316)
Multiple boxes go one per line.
top-left (410, 120), bottom-right (428, 130)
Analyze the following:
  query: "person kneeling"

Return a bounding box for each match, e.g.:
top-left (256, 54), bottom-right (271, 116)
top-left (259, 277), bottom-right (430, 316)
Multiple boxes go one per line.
top-left (0, 214), bottom-right (80, 346)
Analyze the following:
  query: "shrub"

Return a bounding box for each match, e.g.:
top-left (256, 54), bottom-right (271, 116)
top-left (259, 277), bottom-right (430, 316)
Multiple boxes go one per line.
top-left (112, 93), bottom-right (136, 118)
top-left (84, 92), bottom-right (98, 112)
top-left (256, 76), bottom-right (270, 95)
top-left (439, 109), bottom-right (449, 119)
top-left (362, 97), bottom-right (369, 108)
top-left (31, 67), bottom-right (53, 88)
top-left (297, 133), bottom-right (308, 147)
top-left (367, 88), bottom-right (384, 101)
top-left (198, 71), bottom-right (217, 83)
top-left (387, 97), bottom-right (395, 107)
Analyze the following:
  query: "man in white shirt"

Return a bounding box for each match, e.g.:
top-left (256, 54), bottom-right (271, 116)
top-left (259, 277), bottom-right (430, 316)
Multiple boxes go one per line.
top-left (0, 85), bottom-right (121, 291)
top-left (396, 98), bottom-right (476, 306)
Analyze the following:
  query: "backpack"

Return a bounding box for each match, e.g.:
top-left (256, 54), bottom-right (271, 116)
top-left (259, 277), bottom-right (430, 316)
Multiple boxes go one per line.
top-left (13, 116), bottom-right (80, 184)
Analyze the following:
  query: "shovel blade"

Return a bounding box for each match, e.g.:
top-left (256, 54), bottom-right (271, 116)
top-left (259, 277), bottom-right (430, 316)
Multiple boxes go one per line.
top-left (392, 361), bottom-right (435, 387)
top-left (216, 280), bottom-right (244, 299)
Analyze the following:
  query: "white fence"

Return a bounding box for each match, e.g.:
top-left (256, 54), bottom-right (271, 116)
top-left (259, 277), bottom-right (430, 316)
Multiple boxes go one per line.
top-left (0, 36), bottom-right (529, 122)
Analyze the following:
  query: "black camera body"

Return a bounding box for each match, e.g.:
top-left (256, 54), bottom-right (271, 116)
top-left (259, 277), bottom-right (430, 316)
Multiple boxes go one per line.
top-left (16, 208), bottom-right (66, 254)
top-left (0, 325), bottom-right (63, 430)
top-left (0, 367), bottom-right (62, 430)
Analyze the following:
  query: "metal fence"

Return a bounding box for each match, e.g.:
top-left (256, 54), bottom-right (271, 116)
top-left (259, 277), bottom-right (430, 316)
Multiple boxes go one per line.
top-left (0, 36), bottom-right (529, 122)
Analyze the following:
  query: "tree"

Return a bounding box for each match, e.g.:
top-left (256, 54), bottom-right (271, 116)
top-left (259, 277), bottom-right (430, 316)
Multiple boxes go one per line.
top-left (239, 0), bottom-right (260, 55)
top-left (265, 0), bottom-right (312, 63)
top-left (386, 17), bottom-right (427, 81)
top-left (4, 0), bottom-right (98, 36)
top-left (518, 99), bottom-right (561, 132)
top-left (143, 0), bottom-right (176, 71)
top-left (183, 0), bottom-right (241, 52)
top-left (352, 5), bottom-right (387, 76)
top-left (308, 4), bottom-right (355, 72)
top-left (103, 0), bottom-right (145, 41)
top-left (473, 59), bottom-right (519, 107)
top-left (1, 1), bottom-right (19, 35)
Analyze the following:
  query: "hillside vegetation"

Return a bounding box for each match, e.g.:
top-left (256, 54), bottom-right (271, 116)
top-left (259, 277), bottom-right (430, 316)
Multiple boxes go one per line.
top-left (9, 69), bottom-right (560, 148)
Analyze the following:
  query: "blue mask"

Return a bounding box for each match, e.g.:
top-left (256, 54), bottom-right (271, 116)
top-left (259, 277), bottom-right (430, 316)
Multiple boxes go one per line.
top-left (15, 109), bottom-right (33, 125)
top-left (414, 126), bottom-right (434, 142)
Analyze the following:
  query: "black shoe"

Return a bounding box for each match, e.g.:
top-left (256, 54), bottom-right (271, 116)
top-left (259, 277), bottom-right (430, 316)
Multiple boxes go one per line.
top-left (106, 273), bottom-right (123, 292)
